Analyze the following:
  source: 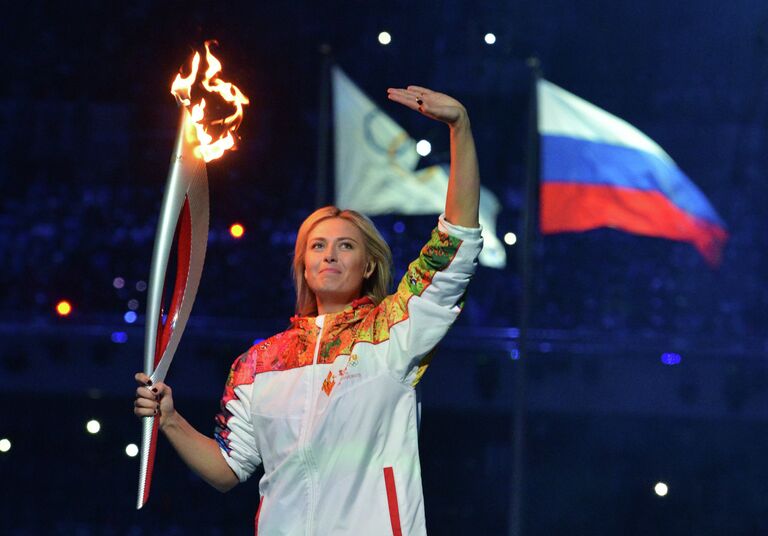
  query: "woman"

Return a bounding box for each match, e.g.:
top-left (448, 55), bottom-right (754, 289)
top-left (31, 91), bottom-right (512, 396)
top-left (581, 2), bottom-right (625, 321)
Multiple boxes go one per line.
top-left (134, 85), bottom-right (483, 535)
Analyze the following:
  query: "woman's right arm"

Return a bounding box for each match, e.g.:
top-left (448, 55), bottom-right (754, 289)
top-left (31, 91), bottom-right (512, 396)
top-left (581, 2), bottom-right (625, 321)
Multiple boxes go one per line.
top-left (134, 372), bottom-right (239, 493)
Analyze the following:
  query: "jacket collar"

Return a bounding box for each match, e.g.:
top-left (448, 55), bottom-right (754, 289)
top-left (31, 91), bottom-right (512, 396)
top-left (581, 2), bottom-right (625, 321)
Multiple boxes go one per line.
top-left (290, 296), bottom-right (375, 330)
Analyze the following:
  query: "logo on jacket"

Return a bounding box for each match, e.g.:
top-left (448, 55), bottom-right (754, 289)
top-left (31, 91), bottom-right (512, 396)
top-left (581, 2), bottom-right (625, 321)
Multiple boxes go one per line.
top-left (322, 371), bottom-right (336, 396)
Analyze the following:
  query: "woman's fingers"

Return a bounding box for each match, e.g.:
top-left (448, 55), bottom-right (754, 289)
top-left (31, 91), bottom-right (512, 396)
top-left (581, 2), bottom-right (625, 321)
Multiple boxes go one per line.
top-left (134, 372), bottom-right (161, 400)
top-left (134, 395), bottom-right (160, 416)
top-left (135, 383), bottom-right (157, 399)
top-left (134, 372), bottom-right (152, 386)
top-left (134, 397), bottom-right (159, 410)
top-left (133, 372), bottom-right (175, 420)
top-left (133, 377), bottom-right (174, 421)
top-left (387, 90), bottom-right (421, 111)
top-left (134, 395), bottom-right (158, 407)
top-left (388, 86), bottom-right (466, 125)
top-left (387, 87), bottom-right (434, 116)
top-left (388, 87), bottom-right (428, 103)
top-left (406, 85), bottom-right (433, 95)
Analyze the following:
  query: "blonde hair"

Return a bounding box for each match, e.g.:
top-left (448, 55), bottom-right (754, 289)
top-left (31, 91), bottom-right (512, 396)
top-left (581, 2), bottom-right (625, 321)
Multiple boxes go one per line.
top-left (293, 206), bottom-right (393, 316)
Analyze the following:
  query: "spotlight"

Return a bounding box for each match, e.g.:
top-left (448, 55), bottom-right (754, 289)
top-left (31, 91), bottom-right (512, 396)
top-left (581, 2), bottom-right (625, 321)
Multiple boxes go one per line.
top-left (112, 277), bottom-right (125, 289)
top-left (0, 438), bottom-right (11, 453)
top-left (86, 419), bottom-right (101, 434)
top-left (484, 33), bottom-right (497, 45)
top-left (661, 352), bottom-right (681, 365)
top-left (378, 31), bottom-right (392, 45)
top-left (56, 300), bottom-right (72, 316)
top-left (654, 482), bottom-right (668, 497)
top-left (125, 443), bottom-right (139, 457)
top-left (416, 139), bottom-right (432, 156)
top-left (230, 223), bottom-right (245, 238)
top-left (504, 232), bottom-right (517, 245)
top-left (124, 311), bottom-right (137, 324)
top-left (111, 332), bottom-right (128, 344)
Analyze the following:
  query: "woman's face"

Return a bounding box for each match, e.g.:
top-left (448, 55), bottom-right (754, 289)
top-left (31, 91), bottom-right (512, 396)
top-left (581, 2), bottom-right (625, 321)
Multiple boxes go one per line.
top-left (304, 217), bottom-right (372, 310)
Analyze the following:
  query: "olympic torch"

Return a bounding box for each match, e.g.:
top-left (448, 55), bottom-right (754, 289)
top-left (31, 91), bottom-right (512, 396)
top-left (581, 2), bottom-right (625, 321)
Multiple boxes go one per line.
top-left (137, 41), bottom-right (248, 510)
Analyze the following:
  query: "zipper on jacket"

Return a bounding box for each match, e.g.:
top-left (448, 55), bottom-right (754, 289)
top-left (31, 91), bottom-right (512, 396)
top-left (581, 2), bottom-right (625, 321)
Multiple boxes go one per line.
top-left (298, 314), bottom-right (325, 536)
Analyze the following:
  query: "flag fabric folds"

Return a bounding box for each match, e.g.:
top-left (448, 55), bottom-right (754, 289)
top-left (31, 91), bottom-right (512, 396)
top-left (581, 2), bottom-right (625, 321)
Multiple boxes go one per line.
top-left (538, 79), bottom-right (728, 265)
top-left (333, 66), bottom-right (506, 268)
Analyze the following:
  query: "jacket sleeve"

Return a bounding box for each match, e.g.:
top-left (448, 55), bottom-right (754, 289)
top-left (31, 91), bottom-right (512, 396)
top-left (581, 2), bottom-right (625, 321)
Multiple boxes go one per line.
top-left (213, 350), bottom-right (262, 482)
top-left (376, 214), bottom-right (482, 385)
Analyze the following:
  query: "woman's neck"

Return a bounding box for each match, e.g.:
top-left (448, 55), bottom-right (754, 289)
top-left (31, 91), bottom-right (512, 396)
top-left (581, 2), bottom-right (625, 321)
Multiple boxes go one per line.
top-left (316, 301), bottom-right (349, 315)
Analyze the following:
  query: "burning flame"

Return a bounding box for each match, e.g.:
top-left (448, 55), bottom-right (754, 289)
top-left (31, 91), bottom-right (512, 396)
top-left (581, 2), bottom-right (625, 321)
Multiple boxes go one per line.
top-left (170, 41), bottom-right (249, 162)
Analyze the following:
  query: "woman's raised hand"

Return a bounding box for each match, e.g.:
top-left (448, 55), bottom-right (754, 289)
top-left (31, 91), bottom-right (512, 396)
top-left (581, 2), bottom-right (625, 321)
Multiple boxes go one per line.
top-left (389, 84), bottom-right (479, 227)
top-left (387, 86), bottom-right (468, 127)
top-left (134, 372), bottom-right (176, 428)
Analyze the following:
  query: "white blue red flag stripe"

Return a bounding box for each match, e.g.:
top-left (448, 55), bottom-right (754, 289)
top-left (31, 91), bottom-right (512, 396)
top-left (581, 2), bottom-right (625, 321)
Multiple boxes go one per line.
top-left (538, 79), bottom-right (728, 265)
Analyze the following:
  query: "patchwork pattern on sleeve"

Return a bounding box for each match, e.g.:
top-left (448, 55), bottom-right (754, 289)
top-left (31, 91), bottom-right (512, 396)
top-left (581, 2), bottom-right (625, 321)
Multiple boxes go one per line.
top-left (214, 350), bottom-right (257, 454)
top-left (402, 228), bottom-right (462, 296)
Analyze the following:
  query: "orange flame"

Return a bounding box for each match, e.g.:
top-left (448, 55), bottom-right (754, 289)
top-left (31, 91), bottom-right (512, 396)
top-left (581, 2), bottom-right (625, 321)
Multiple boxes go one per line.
top-left (170, 41), bottom-right (249, 162)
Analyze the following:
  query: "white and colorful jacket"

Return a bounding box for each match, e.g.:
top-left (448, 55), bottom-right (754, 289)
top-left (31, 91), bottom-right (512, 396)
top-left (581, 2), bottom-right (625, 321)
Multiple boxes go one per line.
top-left (214, 215), bottom-right (482, 535)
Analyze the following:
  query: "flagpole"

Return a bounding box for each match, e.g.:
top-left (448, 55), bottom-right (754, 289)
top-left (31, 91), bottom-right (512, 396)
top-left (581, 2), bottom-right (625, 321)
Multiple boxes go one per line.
top-left (509, 56), bottom-right (541, 536)
top-left (316, 43), bottom-right (333, 207)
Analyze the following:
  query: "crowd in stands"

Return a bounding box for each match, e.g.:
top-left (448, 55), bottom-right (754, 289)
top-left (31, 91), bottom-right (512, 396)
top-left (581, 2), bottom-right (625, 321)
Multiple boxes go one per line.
top-left (2, 172), bottom-right (764, 343)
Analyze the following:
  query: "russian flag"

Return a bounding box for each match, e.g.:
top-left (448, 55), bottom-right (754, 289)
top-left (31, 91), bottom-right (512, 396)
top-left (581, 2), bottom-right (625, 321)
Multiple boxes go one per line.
top-left (538, 79), bottom-right (728, 266)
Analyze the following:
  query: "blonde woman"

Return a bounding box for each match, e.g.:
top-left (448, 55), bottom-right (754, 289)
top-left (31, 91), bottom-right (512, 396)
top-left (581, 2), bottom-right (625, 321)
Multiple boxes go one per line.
top-left (135, 85), bottom-right (483, 535)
